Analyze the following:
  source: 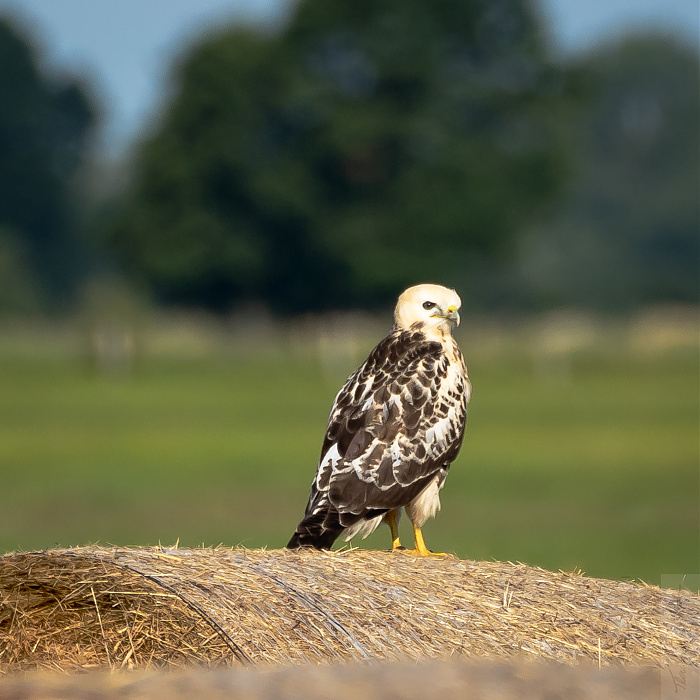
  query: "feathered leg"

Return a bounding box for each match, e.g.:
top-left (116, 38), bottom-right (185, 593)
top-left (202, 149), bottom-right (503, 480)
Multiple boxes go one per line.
top-left (384, 509), bottom-right (403, 550)
top-left (401, 472), bottom-right (447, 556)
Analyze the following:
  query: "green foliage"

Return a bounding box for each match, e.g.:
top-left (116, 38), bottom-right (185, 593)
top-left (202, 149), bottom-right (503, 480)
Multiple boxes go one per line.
top-left (2, 8), bottom-right (695, 317)
top-left (107, 0), bottom-right (567, 312)
top-left (520, 36), bottom-right (700, 310)
top-left (0, 226), bottom-right (44, 313)
top-left (0, 20), bottom-right (96, 309)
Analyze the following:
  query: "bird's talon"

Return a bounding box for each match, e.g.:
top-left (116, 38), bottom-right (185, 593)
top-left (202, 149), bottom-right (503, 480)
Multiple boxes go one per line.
top-left (393, 548), bottom-right (445, 557)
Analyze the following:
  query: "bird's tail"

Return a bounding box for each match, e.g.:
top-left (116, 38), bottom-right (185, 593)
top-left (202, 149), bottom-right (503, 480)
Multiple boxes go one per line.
top-left (286, 504), bottom-right (344, 550)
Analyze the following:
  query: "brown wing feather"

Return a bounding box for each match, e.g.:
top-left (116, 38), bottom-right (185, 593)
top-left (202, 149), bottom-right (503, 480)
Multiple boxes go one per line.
top-left (313, 327), bottom-right (468, 524)
top-left (288, 325), bottom-right (469, 548)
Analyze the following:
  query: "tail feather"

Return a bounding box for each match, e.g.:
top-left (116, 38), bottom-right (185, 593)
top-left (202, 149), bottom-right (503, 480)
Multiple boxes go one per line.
top-left (286, 503), bottom-right (344, 550)
top-left (286, 528), bottom-right (341, 550)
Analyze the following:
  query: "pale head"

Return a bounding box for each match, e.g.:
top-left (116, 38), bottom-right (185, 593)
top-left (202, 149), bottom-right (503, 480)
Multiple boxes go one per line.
top-left (394, 283), bottom-right (461, 334)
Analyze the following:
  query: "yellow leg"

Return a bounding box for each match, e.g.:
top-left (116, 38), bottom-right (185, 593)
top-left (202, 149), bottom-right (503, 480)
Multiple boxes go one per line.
top-left (385, 510), bottom-right (403, 550)
top-left (410, 523), bottom-right (445, 557)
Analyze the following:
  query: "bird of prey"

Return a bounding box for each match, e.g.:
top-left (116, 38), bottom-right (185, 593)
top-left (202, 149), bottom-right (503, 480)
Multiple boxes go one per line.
top-left (287, 283), bottom-right (470, 555)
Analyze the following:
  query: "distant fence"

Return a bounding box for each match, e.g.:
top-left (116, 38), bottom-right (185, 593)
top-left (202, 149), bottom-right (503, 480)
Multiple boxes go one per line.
top-left (0, 305), bottom-right (697, 372)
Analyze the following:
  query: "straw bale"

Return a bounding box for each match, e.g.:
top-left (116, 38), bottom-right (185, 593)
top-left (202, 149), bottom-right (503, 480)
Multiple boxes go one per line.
top-left (1, 658), bottom-right (696, 700)
top-left (1, 546), bottom-right (698, 674)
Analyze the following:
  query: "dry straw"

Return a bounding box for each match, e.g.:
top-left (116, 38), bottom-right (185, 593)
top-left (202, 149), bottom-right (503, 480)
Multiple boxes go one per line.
top-left (0, 659), bottom-right (681, 700)
top-left (1, 546), bottom-right (698, 673)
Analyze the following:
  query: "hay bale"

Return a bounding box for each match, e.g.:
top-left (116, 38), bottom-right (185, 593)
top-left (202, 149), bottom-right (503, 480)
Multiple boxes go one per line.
top-left (1, 546), bottom-right (698, 673)
top-left (0, 658), bottom-right (692, 700)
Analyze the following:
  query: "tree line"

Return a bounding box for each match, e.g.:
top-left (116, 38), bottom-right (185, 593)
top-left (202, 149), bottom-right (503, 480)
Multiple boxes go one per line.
top-left (0, 0), bottom-right (697, 315)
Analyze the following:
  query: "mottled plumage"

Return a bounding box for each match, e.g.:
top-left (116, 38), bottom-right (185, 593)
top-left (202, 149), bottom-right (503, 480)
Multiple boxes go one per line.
top-left (287, 284), bottom-right (470, 554)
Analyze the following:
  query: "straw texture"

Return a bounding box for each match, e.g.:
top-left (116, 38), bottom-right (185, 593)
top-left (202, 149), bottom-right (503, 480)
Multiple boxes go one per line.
top-left (2, 659), bottom-right (694, 700)
top-left (1, 546), bottom-right (698, 673)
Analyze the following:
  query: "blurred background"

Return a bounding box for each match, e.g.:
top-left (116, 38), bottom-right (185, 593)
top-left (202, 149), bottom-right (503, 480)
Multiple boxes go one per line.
top-left (0, 0), bottom-right (697, 589)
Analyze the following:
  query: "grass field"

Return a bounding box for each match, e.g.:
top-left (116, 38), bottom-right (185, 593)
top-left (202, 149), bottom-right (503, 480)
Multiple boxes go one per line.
top-left (0, 313), bottom-right (697, 590)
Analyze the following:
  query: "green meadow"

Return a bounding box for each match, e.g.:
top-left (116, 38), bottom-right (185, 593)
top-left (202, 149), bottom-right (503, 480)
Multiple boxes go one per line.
top-left (0, 319), bottom-right (697, 591)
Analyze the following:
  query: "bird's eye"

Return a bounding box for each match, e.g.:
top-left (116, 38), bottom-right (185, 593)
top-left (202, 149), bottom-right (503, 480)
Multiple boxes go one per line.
top-left (422, 301), bottom-right (436, 310)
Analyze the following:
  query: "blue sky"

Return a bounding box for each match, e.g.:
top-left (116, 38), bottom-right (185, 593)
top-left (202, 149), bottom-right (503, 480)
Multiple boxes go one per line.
top-left (0, 0), bottom-right (696, 157)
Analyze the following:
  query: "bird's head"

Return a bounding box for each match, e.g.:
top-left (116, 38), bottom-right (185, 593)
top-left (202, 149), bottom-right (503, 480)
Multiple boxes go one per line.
top-left (394, 283), bottom-right (461, 335)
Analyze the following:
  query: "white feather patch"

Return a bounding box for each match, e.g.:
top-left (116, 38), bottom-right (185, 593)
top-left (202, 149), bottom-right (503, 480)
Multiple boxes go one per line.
top-left (343, 513), bottom-right (384, 541)
top-left (319, 444), bottom-right (341, 475)
top-left (405, 473), bottom-right (444, 528)
top-left (390, 440), bottom-right (402, 466)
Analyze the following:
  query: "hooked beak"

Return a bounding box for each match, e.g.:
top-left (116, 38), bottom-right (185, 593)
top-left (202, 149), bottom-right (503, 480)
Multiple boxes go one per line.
top-left (446, 304), bottom-right (460, 326)
top-left (432, 304), bottom-right (460, 326)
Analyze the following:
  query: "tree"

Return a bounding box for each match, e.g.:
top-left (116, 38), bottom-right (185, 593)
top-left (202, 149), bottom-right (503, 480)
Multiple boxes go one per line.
top-left (0, 19), bottom-right (96, 311)
top-left (519, 36), bottom-right (699, 310)
top-left (107, 0), bottom-right (567, 312)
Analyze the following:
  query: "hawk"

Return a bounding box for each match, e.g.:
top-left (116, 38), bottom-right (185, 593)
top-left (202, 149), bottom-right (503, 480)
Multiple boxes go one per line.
top-left (287, 283), bottom-right (470, 555)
